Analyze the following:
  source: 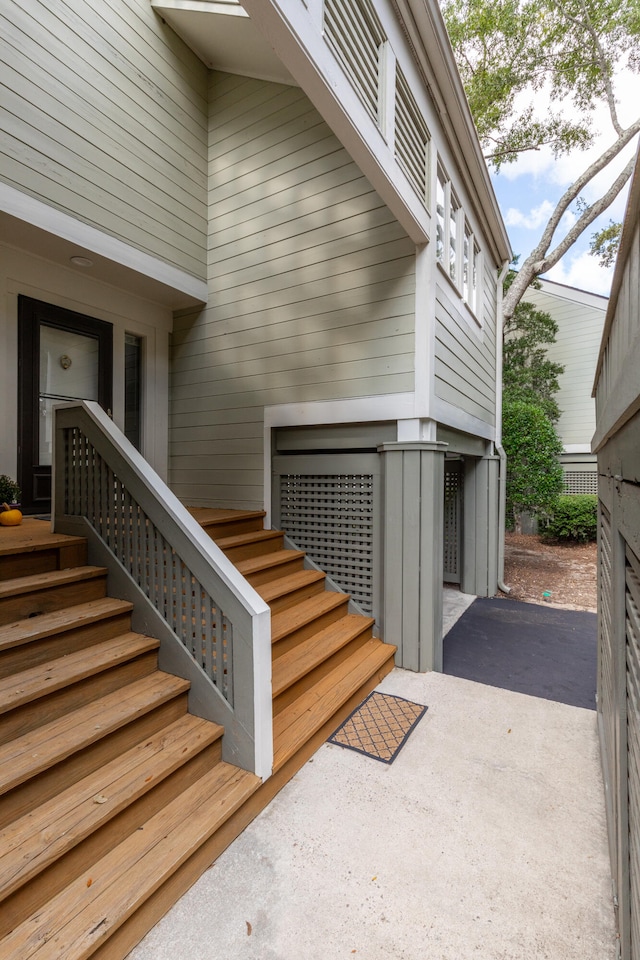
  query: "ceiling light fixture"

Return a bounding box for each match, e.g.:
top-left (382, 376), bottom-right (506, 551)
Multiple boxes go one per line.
top-left (69, 255), bottom-right (94, 267)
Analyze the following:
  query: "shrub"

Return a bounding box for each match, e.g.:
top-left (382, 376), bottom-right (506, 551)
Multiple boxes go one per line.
top-left (543, 494), bottom-right (598, 543)
top-left (502, 400), bottom-right (564, 524)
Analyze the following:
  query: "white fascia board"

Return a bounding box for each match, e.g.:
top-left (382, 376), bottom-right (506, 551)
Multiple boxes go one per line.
top-left (431, 395), bottom-right (495, 441)
top-left (0, 184), bottom-right (208, 307)
top-left (262, 393), bottom-right (416, 526)
top-left (528, 277), bottom-right (609, 311)
top-left (238, 0), bottom-right (431, 244)
top-left (264, 393), bottom-right (417, 429)
top-left (594, 145), bottom-right (640, 393)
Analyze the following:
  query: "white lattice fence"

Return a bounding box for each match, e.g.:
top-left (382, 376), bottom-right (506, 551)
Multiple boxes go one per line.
top-left (563, 471), bottom-right (598, 495)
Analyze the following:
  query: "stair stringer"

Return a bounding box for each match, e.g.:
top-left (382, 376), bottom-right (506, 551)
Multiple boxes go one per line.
top-left (62, 516), bottom-right (273, 779)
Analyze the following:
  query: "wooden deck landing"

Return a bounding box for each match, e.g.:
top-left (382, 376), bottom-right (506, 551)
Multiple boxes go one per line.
top-left (0, 517), bottom-right (82, 554)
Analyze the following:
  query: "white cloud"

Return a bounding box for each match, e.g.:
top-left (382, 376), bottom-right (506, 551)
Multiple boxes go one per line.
top-left (505, 200), bottom-right (554, 229)
top-left (505, 201), bottom-right (577, 234)
top-left (545, 250), bottom-right (614, 296)
top-left (497, 68), bottom-right (639, 189)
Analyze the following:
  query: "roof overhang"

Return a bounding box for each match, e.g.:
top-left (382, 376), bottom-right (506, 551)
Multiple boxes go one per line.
top-left (0, 185), bottom-right (208, 310)
top-left (152, 0), bottom-right (296, 84)
top-left (153, 0), bottom-right (511, 263)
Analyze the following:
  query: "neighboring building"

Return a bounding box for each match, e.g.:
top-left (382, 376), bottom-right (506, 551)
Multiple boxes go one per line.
top-left (523, 278), bottom-right (607, 494)
top-left (592, 147), bottom-right (640, 959)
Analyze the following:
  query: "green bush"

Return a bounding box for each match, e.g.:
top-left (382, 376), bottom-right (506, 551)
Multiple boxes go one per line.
top-left (543, 494), bottom-right (598, 543)
top-left (502, 400), bottom-right (564, 523)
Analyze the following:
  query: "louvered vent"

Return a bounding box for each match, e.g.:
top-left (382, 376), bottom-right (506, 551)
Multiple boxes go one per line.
top-left (563, 471), bottom-right (598, 495)
top-left (395, 66), bottom-right (430, 202)
top-left (443, 462), bottom-right (462, 583)
top-left (323, 0), bottom-right (385, 124)
top-left (279, 473), bottom-right (375, 615)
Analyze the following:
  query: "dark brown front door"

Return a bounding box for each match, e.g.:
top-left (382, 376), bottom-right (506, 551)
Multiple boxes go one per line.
top-left (18, 296), bottom-right (113, 514)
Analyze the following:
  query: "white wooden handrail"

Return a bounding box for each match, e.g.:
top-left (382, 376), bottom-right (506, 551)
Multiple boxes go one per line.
top-left (52, 400), bottom-right (272, 779)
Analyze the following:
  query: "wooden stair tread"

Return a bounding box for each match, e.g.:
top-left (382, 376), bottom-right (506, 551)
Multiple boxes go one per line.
top-left (272, 614), bottom-right (375, 698)
top-left (0, 633), bottom-right (159, 716)
top-left (0, 714), bottom-right (222, 901)
top-left (0, 672), bottom-right (190, 797)
top-left (214, 528), bottom-right (282, 550)
top-left (271, 591), bottom-right (350, 644)
top-left (0, 566), bottom-right (106, 599)
top-left (234, 549), bottom-right (304, 577)
top-left (256, 569), bottom-right (325, 605)
top-left (0, 521), bottom-right (85, 558)
top-left (187, 507), bottom-right (266, 528)
top-left (0, 598), bottom-right (134, 653)
top-left (273, 638), bottom-right (396, 770)
top-left (1, 762), bottom-right (261, 960)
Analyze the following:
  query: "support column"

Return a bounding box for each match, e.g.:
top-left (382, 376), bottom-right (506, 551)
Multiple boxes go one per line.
top-left (379, 441), bottom-right (447, 672)
top-left (462, 454), bottom-right (500, 597)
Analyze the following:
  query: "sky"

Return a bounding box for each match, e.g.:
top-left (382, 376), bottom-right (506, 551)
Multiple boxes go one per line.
top-left (488, 68), bottom-right (638, 297)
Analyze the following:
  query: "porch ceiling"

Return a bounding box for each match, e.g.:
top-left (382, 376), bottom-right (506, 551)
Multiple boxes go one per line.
top-left (0, 210), bottom-right (207, 311)
top-left (152, 0), bottom-right (296, 85)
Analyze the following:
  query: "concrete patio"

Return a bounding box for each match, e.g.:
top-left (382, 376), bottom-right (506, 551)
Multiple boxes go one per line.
top-left (128, 592), bottom-right (616, 960)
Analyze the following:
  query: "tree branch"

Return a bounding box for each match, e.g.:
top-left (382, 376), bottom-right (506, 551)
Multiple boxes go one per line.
top-left (539, 156), bottom-right (635, 270)
top-left (503, 146), bottom-right (637, 321)
top-left (554, 0), bottom-right (623, 134)
top-left (526, 117), bottom-right (640, 265)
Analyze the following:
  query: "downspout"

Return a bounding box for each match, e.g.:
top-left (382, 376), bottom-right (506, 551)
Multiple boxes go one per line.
top-left (495, 260), bottom-right (511, 594)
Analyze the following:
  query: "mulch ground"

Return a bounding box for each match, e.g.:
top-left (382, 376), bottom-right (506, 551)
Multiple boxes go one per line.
top-left (502, 532), bottom-right (597, 612)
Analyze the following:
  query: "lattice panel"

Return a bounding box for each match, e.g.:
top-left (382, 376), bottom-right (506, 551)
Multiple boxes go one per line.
top-left (280, 473), bottom-right (375, 615)
top-left (63, 426), bottom-right (233, 704)
top-left (443, 463), bottom-right (462, 583)
top-left (563, 471), bottom-right (598, 495)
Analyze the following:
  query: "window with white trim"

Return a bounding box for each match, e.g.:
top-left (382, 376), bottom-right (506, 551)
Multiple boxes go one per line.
top-left (436, 163), bottom-right (481, 317)
top-left (463, 223), bottom-right (480, 315)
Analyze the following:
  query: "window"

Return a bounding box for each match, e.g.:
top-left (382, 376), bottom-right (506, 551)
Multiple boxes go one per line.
top-left (436, 163), bottom-right (481, 317)
top-left (124, 333), bottom-right (142, 450)
top-left (463, 223), bottom-right (480, 315)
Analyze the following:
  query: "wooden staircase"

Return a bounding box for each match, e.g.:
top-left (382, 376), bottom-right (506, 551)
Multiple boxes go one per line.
top-left (0, 513), bottom-right (395, 959)
top-left (190, 508), bottom-right (396, 776)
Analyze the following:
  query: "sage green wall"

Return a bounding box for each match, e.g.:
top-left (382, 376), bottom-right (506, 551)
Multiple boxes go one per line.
top-left (525, 284), bottom-right (606, 449)
top-left (1, 0), bottom-right (208, 277)
top-left (434, 269), bottom-right (498, 428)
top-left (170, 73), bottom-right (416, 508)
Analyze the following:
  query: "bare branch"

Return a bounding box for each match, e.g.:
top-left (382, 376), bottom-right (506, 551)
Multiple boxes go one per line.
top-left (484, 139), bottom-right (561, 162)
top-left (539, 156), bottom-right (635, 270)
top-left (527, 117), bottom-right (640, 265)
top-left (555, 0), bottom-right (624, 135)
top-left (502, 154), bottom-right (634, 320)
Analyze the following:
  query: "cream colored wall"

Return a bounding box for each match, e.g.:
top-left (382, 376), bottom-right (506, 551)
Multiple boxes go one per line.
top-left (1, 0), bottom-right (208, 278)
top-left (169, 73), bottom-right (416, 509)
top-left (0, 243), bottom-right (172, 481)
top-left (525, 284), bottom-right (606, 449)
